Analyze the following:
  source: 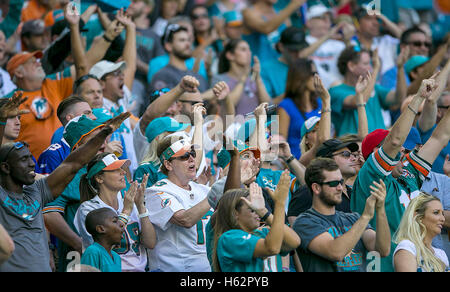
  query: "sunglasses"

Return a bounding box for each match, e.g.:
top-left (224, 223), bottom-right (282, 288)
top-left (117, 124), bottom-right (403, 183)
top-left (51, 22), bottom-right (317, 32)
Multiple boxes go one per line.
top-left (320, 179), bottom-right (345, 187)
top-left (172, 149), bottom-right (197, 161)
top-left (179, 100), bottom-right (200, 106)
top-left (332, 150), bottom-right (358, 159)
top-left (0, 141), bottom-right (28, 162)
top-left (438, 105), bottom-right (449, 110)
top-left (192, 13), bottom-right (209, 20)
top-left (408, 41), bottom-right (432, 48)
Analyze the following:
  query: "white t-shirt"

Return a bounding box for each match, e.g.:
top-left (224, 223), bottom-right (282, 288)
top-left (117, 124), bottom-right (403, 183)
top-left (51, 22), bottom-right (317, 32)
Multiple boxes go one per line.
top-left (306, 35), bottom-right (345, 89)
top-left (145, 179), bottom-right (212, 272)
top-left (0, 67), bottom-right (16, 97)
top-left (73, 192), bottom-right (148, 272)
top-left (393, 239), bottom-right (449, 272)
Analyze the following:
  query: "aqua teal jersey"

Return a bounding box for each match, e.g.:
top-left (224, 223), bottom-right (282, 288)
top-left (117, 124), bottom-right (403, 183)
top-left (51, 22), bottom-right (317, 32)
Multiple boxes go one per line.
top-left (217, 228), bottom-right (285, 272)
top-left (351, 147), bottom-right (431, 271)
top-left (81, 242), bottom-right (122, 272)
top-left (260, 58), bottom-right (288, 99)
top-left (205, 220), bottom-right (214, 268)
top-left (256, 168), bottom-right (298, 211)
top-left (329, 83), bottom-right (391, 137)
top-left (133, 162), bottom-right (167, 187)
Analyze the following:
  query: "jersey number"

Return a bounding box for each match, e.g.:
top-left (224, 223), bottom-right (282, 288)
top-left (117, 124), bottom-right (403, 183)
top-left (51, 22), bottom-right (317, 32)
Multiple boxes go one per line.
top-left (196, 210), bottom-right (213, 245)
top-left (114, 222), bottom-right (141, 255)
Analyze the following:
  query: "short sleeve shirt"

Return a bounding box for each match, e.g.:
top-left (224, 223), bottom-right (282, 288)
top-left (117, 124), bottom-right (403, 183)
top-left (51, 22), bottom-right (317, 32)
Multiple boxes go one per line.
top-left (217, 228), bottom-right (285, 272)
top-left (0, 179), bottom-right (53, 272)
top-left (293, 208), bottom-right (372, 272)
top-left (329, 83), bottom-right (390, 137)
top-left (81, 242), bottom-right (122, 272)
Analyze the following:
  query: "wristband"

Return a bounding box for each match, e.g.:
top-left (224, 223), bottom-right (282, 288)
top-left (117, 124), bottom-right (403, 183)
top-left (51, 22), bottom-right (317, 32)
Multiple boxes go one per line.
top-left (138, 211), bottom-right (150, 219)
top-left (285, 155), bottom-right (295, 164)
top-left (407, 104), bottom-right (418, 115)
top-left (118, 213), bottom-right (129, 225)
top-left (356, 103), bottom-right (366, 107)
top-left (103, 34), bottom-right (113, 43)
top-left (260, 210), bottom-right (271, 222)
top-left (321, 108), bottom-right (331, 113)
top-left (0, 121), bottom-right (6, 125)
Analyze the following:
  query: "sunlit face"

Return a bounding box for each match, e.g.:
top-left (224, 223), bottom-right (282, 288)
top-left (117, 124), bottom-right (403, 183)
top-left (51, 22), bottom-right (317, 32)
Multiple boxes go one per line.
top-left (420, 200), bottom-right (445, 237)
top-left (236, 203), bottom-right (260, 232)
top-left (240, 150), bottom-right (260, 185)
top-left (359, 15), bottom-right (379, 38)
top-left (4, 116), bottom-right (21, 141)
top-left (349, 52), bottom-right (372, 78)
top-left (97, 167), bottom-right (128, 192)
top-left (79, 78), bottom-right (104, 109)
top-left (18, 57), bottom-right (46, 83)
top-left (167, 31), bottom-right (192, 60)
top-left (316, 169), bottom-right (344, 207)
top-left (228, 41), bottom-right (252, 67)
top-left (331, 147), bottom-right (358, 178)
top-left (101, 69), bottom-right (125, 101)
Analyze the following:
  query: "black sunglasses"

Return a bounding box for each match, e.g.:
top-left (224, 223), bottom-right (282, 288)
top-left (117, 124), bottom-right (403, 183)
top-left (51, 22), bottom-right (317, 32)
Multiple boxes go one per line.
top-left (409, 41), bottom-right (432, 48)
top-left (332, 150), bottom-right (358, 159)
top-left (192, 13), bottom-right (209, 20)
top-left (320, 179), bottom-right (345, 187)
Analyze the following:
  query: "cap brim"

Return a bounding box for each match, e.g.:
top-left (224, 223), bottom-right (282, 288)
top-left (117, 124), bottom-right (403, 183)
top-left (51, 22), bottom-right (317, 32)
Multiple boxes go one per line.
top-left (226, 21), bottom-right (243, 27)
top-left (103, 159), bottom-right (131, 171)
top-left (171, 144), bottom-right (193, 158)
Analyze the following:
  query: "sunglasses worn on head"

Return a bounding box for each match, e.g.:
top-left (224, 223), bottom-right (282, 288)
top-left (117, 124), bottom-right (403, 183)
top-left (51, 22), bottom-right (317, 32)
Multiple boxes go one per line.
top-left (320, 179), bottom-right (345, 187)
top-left (192, 13), bottom-right (209, 20)
top-left (0, 141), bottom-right (27, 162)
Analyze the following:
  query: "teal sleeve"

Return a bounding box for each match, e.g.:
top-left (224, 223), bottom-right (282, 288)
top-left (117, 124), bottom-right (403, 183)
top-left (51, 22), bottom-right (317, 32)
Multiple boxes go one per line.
top-left (0, 0), bottom-right (24, 38)
top-left (329, 85), bottom-right (352, 114)
top-left (80, 248), bottom-right (101, 269)
top-left (375, 84), bottom-right (392, 109)
top-left (218, 229), bottom-right (263, 264)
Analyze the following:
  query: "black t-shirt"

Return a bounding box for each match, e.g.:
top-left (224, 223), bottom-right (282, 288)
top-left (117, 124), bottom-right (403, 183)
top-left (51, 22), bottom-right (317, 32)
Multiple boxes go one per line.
top-left (288, 185), bottom-right (352, 218)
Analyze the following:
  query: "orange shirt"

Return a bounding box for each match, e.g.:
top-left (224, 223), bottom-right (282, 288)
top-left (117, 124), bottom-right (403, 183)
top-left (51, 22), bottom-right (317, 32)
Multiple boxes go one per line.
top-left (8, 69), bottom-right (73, 159)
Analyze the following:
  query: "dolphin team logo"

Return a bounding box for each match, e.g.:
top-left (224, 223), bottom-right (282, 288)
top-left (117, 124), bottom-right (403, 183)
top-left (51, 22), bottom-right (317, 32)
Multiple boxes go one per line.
top-left (161, 198), bottom-right (171, 208)
top-left (30, 96), bottom-right (52, 120)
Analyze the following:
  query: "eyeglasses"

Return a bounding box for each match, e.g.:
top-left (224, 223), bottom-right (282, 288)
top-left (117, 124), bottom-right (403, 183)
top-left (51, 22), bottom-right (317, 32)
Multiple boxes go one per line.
top-left (179, 100), bottom-right (200, 106)
top-left (0, 141), bottom-right (27, 162)
top-left (172, 149), bottom-right (197, 161)
top-left (332, 150), bottom-right (359, 159)
top-left (408, 41), bottom-right (432, 48)
top-left (438, 105), bottom-right (449, 110)
top-left (102, 70), bottom-right (123, 80)
top-left (320, 179), bottom-right (345, 187)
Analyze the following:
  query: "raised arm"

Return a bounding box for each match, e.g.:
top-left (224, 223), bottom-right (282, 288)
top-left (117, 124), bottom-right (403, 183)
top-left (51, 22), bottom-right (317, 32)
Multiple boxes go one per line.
top-left (115, 9), bottom-right (137, 90)
top-left (418, 58), bottom-right (450, 132)
top-left (355, 74), bottom-right (370, 139)
top-left (45, 112), bottom-right (131, 198)
top-left (65, 3), bottom-right (89, 79)
top-left (299, 22), bottom-right (346, 58)
top-left (244, 173), bottom-right (300, 257)
top-left (383, 75), bottom-right (438, 159)
top-left (252, 56), bottom-right (271, 104)
top-left (139, 76), bottom-right (199, 135)
top-left (242, 0), bottom-right (305, 35)
top-left (192, 103), bottom-right (206, 170)
top-left (384, 46), bottom-right (409, 108)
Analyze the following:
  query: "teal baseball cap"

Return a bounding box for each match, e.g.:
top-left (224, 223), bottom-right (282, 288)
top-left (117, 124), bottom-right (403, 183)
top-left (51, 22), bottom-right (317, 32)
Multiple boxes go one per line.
top-left (300, 116), bottom-right (321, 140)
top-left (145, 117), bottom-right (189, 143)
top-left (224, 10), bottom-right (243, 27)
top-left (405, 55), bottom-right (429, 76)
top-left (63, 115), bottom-right (105, 150)
top-left (236, 118), bottom-right (273, 143)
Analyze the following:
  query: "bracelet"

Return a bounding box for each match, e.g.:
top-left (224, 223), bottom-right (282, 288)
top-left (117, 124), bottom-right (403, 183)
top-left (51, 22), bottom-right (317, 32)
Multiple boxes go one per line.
top-left (285, 155), bottom-right (295, 164)
top-left (321, 108), bottom-right (331, 113)
top-left (118, 213), bottom-right (129, 225)
top-left (0, 121), bottom-right (6, 125)
top-left (260, 210), bottom-right (271, 222)
top-left (356, 103), bottom-right (366, 107)
top-left (103, 34), bottom-right (113, 43)
top-left (138, 210), bottom-right (150, 219)
top-left (407, 104), bottom-right (418, 115)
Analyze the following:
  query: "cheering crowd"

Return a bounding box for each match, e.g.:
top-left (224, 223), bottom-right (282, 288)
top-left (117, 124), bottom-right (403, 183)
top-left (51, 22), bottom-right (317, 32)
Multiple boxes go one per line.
top-left (0, 0), bottom-right (449, 272)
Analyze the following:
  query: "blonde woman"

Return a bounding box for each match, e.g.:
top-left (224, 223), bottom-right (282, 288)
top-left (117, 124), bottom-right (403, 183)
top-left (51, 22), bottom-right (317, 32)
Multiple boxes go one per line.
top-left (393, 193), bottom-right (449, 272)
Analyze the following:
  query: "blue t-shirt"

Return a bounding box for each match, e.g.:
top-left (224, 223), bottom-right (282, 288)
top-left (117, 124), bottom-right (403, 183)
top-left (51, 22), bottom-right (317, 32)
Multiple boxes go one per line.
top-left (37, 139), bottom-right (71, 175)
top-left (147, 55), bottom-right (209, 84)
top-left (81, 242), bottom-right (122, 272)
top-left (279, 97), bottom-right (322, 159)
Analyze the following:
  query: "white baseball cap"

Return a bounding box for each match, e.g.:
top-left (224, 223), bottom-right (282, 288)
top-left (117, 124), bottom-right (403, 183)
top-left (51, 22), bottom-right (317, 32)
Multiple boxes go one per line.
top-left (306, 4), bottom-right (330, 21)
top-left (89, 60), bottom-right (126, 80)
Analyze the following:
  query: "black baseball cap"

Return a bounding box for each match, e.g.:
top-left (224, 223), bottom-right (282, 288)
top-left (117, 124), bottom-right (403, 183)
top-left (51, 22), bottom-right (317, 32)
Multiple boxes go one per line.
top-left (279, 27), bottom-right (308, 51)
top-left (21, 19), bottom-right (45, 37)
top-left (316, 139), bottom-right (359, 158)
